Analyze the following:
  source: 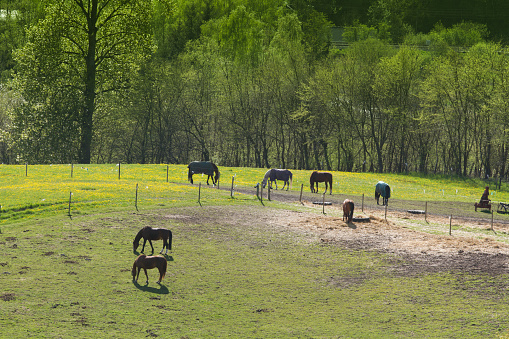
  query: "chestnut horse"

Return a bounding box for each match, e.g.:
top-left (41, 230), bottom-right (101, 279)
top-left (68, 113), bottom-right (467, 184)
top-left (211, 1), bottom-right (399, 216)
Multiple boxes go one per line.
top-left (133, 226), bottom-right (172, 254)
top-left (342, 199), bottom-right (354, 223)
top-left (310, 171), bottom-right (333, 194)
top-left (132, 254), bottom-right (167, 284)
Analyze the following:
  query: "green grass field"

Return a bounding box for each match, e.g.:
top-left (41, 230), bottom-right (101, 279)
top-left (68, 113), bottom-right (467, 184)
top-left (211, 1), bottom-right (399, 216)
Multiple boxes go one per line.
top-left (2, 164), bottom-right (509, 338)
top-left (1, 164), bottom-right (506, 224)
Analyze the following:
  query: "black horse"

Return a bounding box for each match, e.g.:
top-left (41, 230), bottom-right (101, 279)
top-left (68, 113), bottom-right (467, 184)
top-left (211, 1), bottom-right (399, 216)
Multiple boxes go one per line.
top-left (188, 161), bottom-right (220, 185)
top-left (375, 181), bottom-right (391, 206)
top-left (133, 226), bottom-right (172, 255)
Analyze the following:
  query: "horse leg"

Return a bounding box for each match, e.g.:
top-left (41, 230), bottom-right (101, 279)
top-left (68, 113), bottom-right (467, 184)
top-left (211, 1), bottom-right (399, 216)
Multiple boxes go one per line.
top-left (141, 239), bottom-right (147, 253)
top-left (135, 267), bottom-right (141, 282)
top-left (143, 268), bottom-right (149, 284)
top-left (148, 240), bottom-right (155, 253)
top-left (160, 239), bottom-right (167, 254)
top-left (157, 267), bottom-right (163, 284)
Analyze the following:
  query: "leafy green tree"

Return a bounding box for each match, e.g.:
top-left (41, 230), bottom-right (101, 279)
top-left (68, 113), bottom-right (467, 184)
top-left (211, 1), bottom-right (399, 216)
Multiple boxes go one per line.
top-left (12, 0), bottom-right (151, 163)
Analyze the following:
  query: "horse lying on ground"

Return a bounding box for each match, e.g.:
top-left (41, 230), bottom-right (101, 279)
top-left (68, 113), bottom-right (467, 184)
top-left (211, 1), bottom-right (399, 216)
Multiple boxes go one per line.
top-left (342, 199), bottom-right (354, 223)
top-left (261, 169), bottom-right (293, 190)
top-left (310, 171), bottom-right (333, 194)
top-left (133, 226), bottom-right (172, 254)
top-left (188, 161), bottom-right (220, 185)
top-left (375, 181), bottom-right (391, 206)
top-left (132, 254), bottom-right (167, 284)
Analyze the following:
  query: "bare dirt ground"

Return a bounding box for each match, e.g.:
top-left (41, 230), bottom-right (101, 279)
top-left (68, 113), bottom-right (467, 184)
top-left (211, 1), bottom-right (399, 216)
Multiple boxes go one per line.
top-left (217, 186), bottom-right (509, 277)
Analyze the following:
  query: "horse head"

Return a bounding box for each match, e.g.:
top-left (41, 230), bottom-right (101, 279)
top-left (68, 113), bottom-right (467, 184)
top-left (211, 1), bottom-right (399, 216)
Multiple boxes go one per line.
top-left (262, 169), bottom-right (272, 188)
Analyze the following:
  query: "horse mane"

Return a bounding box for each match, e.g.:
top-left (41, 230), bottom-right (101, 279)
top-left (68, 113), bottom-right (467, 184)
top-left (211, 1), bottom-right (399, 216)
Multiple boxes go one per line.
top-left (262, 169), bottom-right (272, 186)
top-left (133, 228), bottom-right (144, 243)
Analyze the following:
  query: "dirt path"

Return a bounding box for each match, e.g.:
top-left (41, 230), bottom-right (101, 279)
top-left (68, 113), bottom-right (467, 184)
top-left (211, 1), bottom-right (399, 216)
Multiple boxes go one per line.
top-left (218, 185), bottom-right (509, 276)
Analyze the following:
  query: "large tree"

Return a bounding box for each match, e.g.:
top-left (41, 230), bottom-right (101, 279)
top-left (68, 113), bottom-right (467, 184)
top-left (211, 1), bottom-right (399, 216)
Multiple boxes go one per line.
top-left (12, 0), bottom-right (150, 163)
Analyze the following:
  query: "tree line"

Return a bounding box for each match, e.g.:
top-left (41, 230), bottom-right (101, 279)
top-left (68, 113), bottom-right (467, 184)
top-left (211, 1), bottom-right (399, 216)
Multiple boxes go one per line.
top-left (1, 0), bottom-right (509, 179)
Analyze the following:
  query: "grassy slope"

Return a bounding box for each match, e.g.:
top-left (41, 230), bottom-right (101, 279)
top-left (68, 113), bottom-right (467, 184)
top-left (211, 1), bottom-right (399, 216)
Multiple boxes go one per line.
top-left (1, 165), bottom-right (509, 337)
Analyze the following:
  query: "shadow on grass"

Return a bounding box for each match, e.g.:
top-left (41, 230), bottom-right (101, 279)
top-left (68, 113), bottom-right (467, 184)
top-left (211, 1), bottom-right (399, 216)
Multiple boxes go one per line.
top-left (133, 280), bottom-right (169, 294)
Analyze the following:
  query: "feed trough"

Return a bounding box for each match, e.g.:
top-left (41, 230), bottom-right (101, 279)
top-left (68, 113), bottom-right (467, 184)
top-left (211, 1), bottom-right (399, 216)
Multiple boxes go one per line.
top-left (313, 201), bottom-right (332, 205)
top-left (352, 217), bottom-right (370, 222)
top-left (407, 210), bottom-right (425, 214)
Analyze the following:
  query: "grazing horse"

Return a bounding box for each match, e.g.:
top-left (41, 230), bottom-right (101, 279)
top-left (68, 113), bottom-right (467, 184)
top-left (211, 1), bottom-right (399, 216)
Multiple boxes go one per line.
top-left (342, 199), bottom-right (354, 223)
top-left (310, 171), bottom-right (333, 195)
top-left (132, 254), bottom-right (167, 284)
top-left (261, 169), bottom-right (293, 190)
top-left (133, 226), bottom-right (172, 254)
top-left (375, 181), bottom-right (391, 206)
top-left (188, 161), bottom-right (220, 185)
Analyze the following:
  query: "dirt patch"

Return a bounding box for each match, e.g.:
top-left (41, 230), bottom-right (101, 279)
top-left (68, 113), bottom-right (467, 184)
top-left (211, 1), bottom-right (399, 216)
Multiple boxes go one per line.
top-left (270, 202), bottom-right (509, 276)
top-left (160, 199), bottom-right (509, 277)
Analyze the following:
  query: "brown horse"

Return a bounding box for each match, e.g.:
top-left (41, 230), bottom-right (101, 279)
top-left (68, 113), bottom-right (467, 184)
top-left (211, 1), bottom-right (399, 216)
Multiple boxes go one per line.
top-left (342, 199), bottom-right (354, 223)
top-left (132, 254), bottom-right (167, 284)
top-left (310, 171), bottom-right (333, 194)
top-left (133, 226), bottom-right (172, 254)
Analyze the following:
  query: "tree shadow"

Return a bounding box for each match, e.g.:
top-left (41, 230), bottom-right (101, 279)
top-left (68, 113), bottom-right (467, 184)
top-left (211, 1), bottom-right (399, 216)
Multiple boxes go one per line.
top-left (133, 280), bottom-right (169, 294)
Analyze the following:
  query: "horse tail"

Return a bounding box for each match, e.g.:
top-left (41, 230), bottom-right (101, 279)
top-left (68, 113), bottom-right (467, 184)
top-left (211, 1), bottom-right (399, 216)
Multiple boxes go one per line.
top-left (168, 230), bottom-right (172, 250)
top-left (188, 168), bottom-right (193, 183)
top-left (161, 258), bottom-right (167, 280)
top-left (289, 172), bottom-right (293, 188)
top-left (349, 202), bottom-right (354, 221)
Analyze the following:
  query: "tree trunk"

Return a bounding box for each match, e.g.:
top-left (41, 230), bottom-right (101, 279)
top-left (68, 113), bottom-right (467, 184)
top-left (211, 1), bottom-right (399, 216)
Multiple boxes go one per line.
top-left (79, 1), bottom-right (98, 164)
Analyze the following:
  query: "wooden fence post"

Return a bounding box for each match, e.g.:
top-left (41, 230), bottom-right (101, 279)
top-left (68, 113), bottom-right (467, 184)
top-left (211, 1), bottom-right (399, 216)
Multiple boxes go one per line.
top-left (68, 192), bottom-right (72, 217)
top-left (268, 184), bottom-right (271, 201)
top-left (362, 193), bottom-right (364, 213)
top-left (231, 176), bottom-right (235, 198)
top-left (322, 194), bottom-right (325, 214)
top-left (71, 163), bottom-right (73, 178)
top-left (166, 165), bottom-right (169, 183)
top-left (135, 183), bottom-right (139, 211)
top-left (299, 184), bottom-right (304, 203)
top-left (491, 210), bottom-right (496, 234)
top-left (425, 201), bottom-right (428, 223)
top-left (384, 204), bottom-right (387, 221)
top-left (198, 182), bottom-right (201, 203)
top-left (25, 163), bottom-right (28, 177)
top-left (118, 162), bottom-right (121, 180)
top-left (449, 215), bottom-right (452, 235)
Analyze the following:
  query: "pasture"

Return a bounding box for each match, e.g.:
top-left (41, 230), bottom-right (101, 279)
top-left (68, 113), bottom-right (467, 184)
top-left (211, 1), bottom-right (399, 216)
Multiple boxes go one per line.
top-left (2, 164), bottom-right (509, 337)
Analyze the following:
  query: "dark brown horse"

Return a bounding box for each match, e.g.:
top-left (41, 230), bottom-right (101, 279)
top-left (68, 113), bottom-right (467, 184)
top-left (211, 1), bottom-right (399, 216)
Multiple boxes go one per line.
top-left (132, 254), bottom-right (167, 284)
top-left (310, 171), bottom-right (333, 194)
top-left (342, 199), bottom-right (354, 223)
top-left (133, 226), bottom-right (172, 254)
